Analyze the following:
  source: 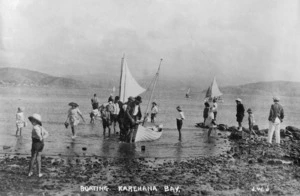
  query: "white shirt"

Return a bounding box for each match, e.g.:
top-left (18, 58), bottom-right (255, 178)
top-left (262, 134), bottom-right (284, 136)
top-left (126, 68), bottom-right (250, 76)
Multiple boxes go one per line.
top-left (212, 102), bottom-right (218, 112)
top-left (113, 103), bottom-right (120, 115)
top-left (151, 106), bottom-right (158, 114)
top-left (177, 111), bottom-right (185, 120)
top-left (133, 105), bottom-right (139, 116)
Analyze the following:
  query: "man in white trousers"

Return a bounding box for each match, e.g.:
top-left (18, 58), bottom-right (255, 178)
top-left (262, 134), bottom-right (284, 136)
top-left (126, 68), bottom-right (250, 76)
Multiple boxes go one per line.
top-left (268, 96), bottom-right (284, 144)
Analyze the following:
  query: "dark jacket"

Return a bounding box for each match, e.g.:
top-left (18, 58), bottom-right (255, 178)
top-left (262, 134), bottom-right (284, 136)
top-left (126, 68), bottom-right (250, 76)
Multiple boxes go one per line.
top-left (203, 107), bottom-right (209, 118)
top-left (124, 102), bottom-right (142, 127)
top-left (236, 103), bottom-right (245, 117)
top-left (268, 103), bottom-right (284, 123)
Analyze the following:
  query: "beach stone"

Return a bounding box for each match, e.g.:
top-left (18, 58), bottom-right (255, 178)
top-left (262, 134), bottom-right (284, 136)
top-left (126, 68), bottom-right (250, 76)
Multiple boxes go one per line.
top-left (3, 146), bottom-right (11, 150)
top-left (257, 158), bottom-right (264, 163)
top-left (248, 159), bottom-right (254, 164)
top-left (229, 131), bottom-right (242, 140)
top-left (267, 160), bottom-right (275, 165)
top-left (82, 147), bottom-right (87, 151)
top-left (227, 126), bottom-right (238, 132)
top-left (218, 124), bottom-right (228, 131)
top-left (286, 126), bottom-right (300, 133)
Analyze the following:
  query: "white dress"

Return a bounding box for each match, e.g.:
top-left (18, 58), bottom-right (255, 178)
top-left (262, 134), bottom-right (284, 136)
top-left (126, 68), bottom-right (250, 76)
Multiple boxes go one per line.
top-left (68, 108), bottom-right (82, 126)
top-left (16, 112), bottom-right (25, 128)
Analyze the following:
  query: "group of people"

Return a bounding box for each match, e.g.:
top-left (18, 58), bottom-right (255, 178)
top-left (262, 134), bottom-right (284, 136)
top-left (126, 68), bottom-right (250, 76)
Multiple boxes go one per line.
top-left (14, 93), bottom-right (284, 178)
top-left (201, 96), bottom-right (285, 145)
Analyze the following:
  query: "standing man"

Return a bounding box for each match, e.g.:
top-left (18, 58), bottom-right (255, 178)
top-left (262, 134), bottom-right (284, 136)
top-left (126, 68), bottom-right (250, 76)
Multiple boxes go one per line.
top-left (120, 96), bottom-right (134, 142)
top-left (112, 96), bottom-right (121, 134)
top-left (268, 96), bottom-right (284, 145)
top-left (91, 94), bottom-right (99, 109)
top-left (235, 98), bottom-right (245, 132)
top-left (150, 102), bottom-right (159, 123)
top-left (124, 96), bottom-right (142, 143)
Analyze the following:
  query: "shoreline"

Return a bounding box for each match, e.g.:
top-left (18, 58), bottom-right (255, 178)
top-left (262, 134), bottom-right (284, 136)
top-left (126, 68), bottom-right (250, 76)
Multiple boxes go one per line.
top-left (1, 132), bottom-right (300, 196)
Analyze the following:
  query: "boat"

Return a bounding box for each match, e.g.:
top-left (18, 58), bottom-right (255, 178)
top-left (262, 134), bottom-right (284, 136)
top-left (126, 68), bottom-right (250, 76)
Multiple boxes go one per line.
top-left (118, 55), bottom-right (163, 142)
top-left (204, 77), bottom-right (223, 102)
top-left (135, 58), bottom-right (163, 142)
top-left (135, 125), bottom-right (162, 142)
top-left (185, 88), bottom-right (190, 98)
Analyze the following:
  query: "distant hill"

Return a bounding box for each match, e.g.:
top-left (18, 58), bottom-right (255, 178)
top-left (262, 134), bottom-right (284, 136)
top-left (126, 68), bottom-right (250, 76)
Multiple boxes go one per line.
top-left (221, 81), bottom-right (300, 96)
top-left (0, 67), bottom-right (86, 88)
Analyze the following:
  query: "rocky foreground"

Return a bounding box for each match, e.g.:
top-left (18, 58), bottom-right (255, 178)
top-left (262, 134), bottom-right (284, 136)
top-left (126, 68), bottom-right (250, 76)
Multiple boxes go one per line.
top-left (1, 130), bottom-right (300, 195)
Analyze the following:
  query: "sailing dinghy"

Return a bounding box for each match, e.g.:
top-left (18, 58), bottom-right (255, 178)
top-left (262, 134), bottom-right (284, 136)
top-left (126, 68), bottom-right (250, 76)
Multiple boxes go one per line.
top-left (205, 77), bottom-right (223, 102)
top-left (118, 56), bottom-right (163, 142)
top-left (135, 59), bottom-right (163, 142)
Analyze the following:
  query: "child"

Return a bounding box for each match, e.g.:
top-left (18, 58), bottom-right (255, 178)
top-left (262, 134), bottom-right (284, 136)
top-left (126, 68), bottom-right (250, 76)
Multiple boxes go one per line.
top-left (203, 102), bottom-right (210, 124)
top-left (176, 106), bottom-right (185, 141)
top-left (205, 107), bottom-right (217, 138)
top-left (101, 104), bottom-right (112, 137)
top-left (247, 108), bottom-right (257, 139)
top-left (66, 102), bottom-right (85, 139)
top-left (16, 107), bottom-right (26, 136)
top-left (90, 108), bottom-right (100, 124)
top-left (28, 113), bottom-right (49, 177)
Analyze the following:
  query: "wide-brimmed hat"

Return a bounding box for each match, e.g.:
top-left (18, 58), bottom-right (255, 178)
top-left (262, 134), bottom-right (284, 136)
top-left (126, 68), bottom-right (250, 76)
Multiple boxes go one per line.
top-left (273, 96), bottom-right (280, 102)
top-left (235, 98), bottom-right (242, 103)
top-left (247, 108), bottom-right (252, 113)
top-left (18, 107), bottom-right (25, 112)
top-left (128, 96), bottom-right (134, 101)
top-left (68, 102), bottom-right (79, 107)
top-left (152, 102), bottom-right (157, 105)
top-left (135, 96), bottom-right (142, 103)
top-left (28, 113), bottom-right (42, 126)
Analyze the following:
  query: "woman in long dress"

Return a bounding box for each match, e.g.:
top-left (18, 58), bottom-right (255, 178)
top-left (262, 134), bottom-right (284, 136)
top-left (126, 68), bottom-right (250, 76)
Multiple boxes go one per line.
top-left (65, 102), bottom-right (85, 139)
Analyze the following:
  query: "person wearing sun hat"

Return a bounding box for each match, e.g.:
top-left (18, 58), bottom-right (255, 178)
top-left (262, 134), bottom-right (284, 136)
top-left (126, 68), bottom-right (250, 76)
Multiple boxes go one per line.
top-left (16, 107), bottom-right (26, 136)
top-left (235, 98), bottom-right (245, 131)
top-left (126, 96), bottom-right (143, 143)
top-left (28, 113), bottom-right (49, 178)
top-left (66, 102), bottom-right (85, 139)
top-left (268, 96), bottom-right (284, 144)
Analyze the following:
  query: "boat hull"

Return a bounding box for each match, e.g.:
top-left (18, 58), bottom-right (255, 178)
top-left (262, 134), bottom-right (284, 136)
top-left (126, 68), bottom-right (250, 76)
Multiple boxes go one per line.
top-left (135, 125), bottom-right (163, 142)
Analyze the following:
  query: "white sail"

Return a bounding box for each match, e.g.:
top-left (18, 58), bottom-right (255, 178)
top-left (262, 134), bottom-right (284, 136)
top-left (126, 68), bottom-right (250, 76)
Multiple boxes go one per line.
top-left (205, 77), bottom-right (222, 99)
top-left (119, 57), bottom-right (146, 102)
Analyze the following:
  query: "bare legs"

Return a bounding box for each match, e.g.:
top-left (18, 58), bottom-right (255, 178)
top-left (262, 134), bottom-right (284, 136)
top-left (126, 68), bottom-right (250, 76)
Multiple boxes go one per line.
top-left (71, 126), bottom-right (76, 137)
top-left (16, 127), bottom-right (22, 136)
top-left (28, 151), bottom-right (42, 177)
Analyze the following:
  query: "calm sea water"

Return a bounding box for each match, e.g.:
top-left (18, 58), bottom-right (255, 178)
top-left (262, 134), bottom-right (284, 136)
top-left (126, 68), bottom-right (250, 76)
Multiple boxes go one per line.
top-left (0, 86), bottom-right (298, 159)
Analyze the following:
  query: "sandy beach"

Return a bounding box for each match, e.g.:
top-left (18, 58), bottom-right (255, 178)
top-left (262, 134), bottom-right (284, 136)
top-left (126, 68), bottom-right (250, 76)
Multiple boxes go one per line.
top-left (1, 130), bottom-right (300, 196)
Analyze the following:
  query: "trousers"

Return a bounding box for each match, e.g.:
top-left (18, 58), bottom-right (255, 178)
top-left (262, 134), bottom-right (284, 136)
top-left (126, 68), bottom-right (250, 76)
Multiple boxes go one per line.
top-left (268, 120), bottom-right (281, 144)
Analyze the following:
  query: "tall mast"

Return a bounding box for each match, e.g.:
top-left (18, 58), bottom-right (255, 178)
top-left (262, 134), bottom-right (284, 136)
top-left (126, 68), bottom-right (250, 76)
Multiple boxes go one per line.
top-left (143, 58), bottom-right (163, 125)
top-left (119, 54), bottom-right (125, 101)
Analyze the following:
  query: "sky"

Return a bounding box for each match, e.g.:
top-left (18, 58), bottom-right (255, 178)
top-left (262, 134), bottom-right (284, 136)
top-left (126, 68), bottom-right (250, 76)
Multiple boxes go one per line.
top-left (0, 0), bottom-right (300, 86)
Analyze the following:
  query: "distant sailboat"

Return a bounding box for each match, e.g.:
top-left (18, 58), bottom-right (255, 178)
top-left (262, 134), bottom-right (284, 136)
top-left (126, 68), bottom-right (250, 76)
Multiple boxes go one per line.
top-left (119, 56), bottom-right (146, 102)
top-left (205, 77), bottom-right (223, 102)
top-left (185, 88), bottom-right (191, 98)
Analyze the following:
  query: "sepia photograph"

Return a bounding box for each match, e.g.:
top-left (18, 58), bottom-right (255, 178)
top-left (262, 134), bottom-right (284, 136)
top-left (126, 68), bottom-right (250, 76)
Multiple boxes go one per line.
top-left (0, 0), bottom-right (300, 195)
